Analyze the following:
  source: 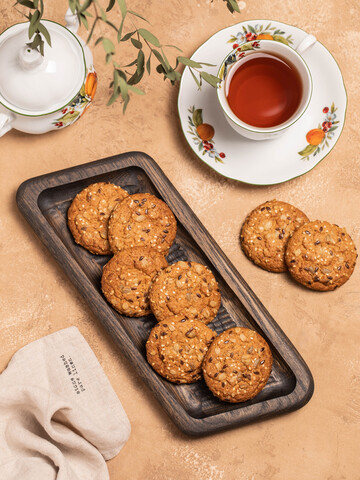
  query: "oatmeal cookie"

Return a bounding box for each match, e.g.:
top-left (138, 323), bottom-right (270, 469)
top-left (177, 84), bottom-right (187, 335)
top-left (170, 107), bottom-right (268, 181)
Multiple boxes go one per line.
top-left (146, 316), bottom-right (216, 383)
top-left (108, 193), bottom-right (177, 255)
top-left (240, 199), bottom-right (309, 272)
top-left (285, 220), bottom-right (357, 291)
top-left (101, 246), bottom-right (168, 317)
top-left (202, 327), bottom-right (272, 403)
top-left (68, 182), bottom-right (128, 255)
top-left (149, 261), bottom-right (221, 324)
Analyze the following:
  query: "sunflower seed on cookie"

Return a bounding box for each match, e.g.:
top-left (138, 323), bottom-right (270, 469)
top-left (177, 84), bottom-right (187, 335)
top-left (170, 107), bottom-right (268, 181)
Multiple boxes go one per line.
top-left (240, 199), bottom-right (309, 272)
top-left (67, 182), bottom-right (129, 255)
top-left (285, 220), bottom-right (357, 291)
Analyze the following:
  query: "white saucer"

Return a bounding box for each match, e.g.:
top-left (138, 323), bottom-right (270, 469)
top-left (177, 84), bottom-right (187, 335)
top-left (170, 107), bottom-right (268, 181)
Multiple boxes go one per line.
top-left (178, 20), bottom-right (347, 185)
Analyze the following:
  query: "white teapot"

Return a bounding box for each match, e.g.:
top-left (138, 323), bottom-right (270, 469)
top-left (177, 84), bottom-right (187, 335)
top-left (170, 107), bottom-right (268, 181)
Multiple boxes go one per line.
top-left (0, 9), bottom-right (97, 137)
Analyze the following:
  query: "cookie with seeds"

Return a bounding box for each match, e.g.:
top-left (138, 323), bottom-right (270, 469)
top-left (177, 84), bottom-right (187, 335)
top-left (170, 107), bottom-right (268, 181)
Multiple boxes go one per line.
top-left (202, 327), bottom-right (272, 403)
top-left (146, 316), bottom-right (216, 383)
top-left (285, 221), bottom-right (357, 291)
top-left (101, 246), bottom-right (168, 317)
top-left (68, 182), bottom-right (129, 255)
top-left (149, 261), bottom-right (221, 324)
top-left (240, 199), bottom-right (309, 272)
top-left (108, 193), bottom-right (177, 255)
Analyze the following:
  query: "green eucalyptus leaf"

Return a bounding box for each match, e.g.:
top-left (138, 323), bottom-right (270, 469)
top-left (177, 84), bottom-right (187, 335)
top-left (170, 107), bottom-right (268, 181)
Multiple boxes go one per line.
top-left (189, 68), bottom-right (201, 89)
top-left (107, 88), bottom-right (120, 106)
top-left (226, 0), bottom-right (240, 13)
top-left (164, 44), bottom-right (182, 52)
top-left (128, 85), bottom-right (145, 95)
top-left (128, 68), bottom-right (144, 85)
top-left (80, 14), bottom-right (89, 29)
top-left (164, 69), bottom-right (176, 81)
top-left (17, 0), bottom-right (35, 8)
top-left (117, 15), bottom-right (126, 42)
top-left (200, 71), bottom-right (220, 87)
top-left (131, 38), bottom-right (142, 49)
top-left (146, 54), bottom-right (151, 74)
top-left (138, 28), bottom-right (160, 47)
top-left (106, 0), bottom-right (115, 12)
top-left (105, 20), bottom-right (118, 32)
top-left (137, 49), bottom-right (145, 75)
top-left (156, 64), bottom-right (165, 74)
top-left (102, 37), bottom-right (115, 53)
top-left (152, 49), bottom-right (167, 70)
top-left (117, 0), bottom-right (127, 17)
top-left (120, 30), bottom-right (136, 42)
top-left (29, 9), bottom-right (40, 38)
top-left (68, 0), bottom-right (76, 13)
top-left (128, 10), bottom-right (150, 23)
top-left (38, 22), bottom-right (51, 46)
top-left (122, 95), bottom-right (130, 113)
top-left (95, 36), bottom-right (103, 46)
top-left (177, 56), bottom-right (202, 68)
top-left (78, 0), bottom-right (92, 13)
top-left (123, 58), bottom-right (137, 67)
top-left (161, 48), bottom-right (170, 69)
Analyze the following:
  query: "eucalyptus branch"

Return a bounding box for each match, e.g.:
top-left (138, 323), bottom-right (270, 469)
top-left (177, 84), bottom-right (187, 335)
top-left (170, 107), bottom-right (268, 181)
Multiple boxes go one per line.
top-left (15, 0), bottom-right (52, 55)
top-left (14, 0), bottom-right (241, 111)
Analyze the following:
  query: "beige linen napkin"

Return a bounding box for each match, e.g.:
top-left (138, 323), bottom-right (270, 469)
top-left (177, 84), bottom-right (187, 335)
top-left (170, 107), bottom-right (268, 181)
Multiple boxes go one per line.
top-left (0, 326), bottom-right (131, 480)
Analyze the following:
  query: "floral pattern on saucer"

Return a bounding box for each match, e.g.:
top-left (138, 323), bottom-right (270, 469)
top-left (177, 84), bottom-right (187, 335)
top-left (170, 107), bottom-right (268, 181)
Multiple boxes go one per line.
top-left (187, 106), bottom-right (226, 163)
top-left (298, 103), bottom-right (339, 160)
top-left (228, 23), bottom-right (294, 48)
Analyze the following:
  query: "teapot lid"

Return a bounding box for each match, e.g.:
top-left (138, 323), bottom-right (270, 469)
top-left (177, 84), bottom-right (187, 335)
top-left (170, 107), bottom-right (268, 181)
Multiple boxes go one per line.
top-left (0, 20), bottom-right (86, 116)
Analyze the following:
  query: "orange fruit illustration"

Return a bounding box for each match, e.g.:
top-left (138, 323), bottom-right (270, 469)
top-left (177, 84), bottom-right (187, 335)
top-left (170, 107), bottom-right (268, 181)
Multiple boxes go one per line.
top-left (85, 72), bottom-right (98, 100)
top-left (256, 34), bottom-right (273, 40)
top-left (306, 128), bottom-right (325, 146)
top-left (196, 123), bottom-right (215, 141)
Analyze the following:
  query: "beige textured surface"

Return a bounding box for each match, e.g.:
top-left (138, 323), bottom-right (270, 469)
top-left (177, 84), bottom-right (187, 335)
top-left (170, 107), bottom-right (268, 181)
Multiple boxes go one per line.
top-left (1, 1), bottom-right (359, 479)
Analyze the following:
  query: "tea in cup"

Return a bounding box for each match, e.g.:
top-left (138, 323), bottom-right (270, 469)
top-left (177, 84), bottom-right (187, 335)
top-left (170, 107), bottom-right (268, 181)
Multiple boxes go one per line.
top-left (217, 36), bottom-right (316, 140)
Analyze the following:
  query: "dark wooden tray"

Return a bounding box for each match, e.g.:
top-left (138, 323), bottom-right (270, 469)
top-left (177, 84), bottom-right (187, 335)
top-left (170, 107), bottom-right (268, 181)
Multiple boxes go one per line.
top-left (16, 152), bottom-right (314, 435)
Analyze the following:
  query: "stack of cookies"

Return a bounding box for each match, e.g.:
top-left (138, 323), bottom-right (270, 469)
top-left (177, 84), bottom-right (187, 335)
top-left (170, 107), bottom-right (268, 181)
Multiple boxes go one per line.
top-left (240, 199), bottom-right (357, 291)
top-left (67, 182), bottom-right (273, 403)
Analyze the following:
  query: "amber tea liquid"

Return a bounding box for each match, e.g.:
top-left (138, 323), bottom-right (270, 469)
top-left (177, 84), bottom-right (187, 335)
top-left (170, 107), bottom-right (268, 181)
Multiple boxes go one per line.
top-left (226, 52), bottom-right (303, 128)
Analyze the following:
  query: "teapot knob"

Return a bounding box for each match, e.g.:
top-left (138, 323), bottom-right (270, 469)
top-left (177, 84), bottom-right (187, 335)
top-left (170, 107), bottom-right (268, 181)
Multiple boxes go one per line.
top-left (18, 45), bottom-right (43, 70)
top-left (65, 8), bottom-right (80, 34)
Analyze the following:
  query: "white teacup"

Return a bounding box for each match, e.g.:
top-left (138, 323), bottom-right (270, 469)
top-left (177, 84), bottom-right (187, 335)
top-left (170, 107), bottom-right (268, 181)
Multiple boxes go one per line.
top-left (216, 36), bottom-right (316, 140)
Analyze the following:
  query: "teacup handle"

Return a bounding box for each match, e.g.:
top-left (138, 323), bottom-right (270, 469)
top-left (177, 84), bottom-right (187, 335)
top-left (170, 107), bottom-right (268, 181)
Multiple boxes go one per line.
top-left (296, 34), bottom-right (317, 55)
top-left (65, 7), bottom-right (79, 34)
top-left (0, 112), bottom-right (14, 137)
